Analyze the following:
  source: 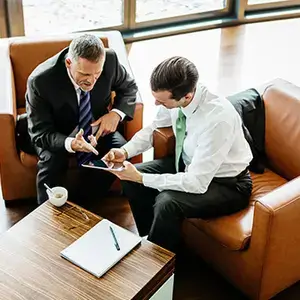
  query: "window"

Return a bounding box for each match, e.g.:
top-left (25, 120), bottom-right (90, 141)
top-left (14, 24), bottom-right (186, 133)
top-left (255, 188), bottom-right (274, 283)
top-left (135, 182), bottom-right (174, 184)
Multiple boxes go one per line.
top-left (2, 0), bottom-right (300, 41)
top-left (136, 0), bottom-right (228, 22)
top-left (22, 0), bottom-right (124, 36)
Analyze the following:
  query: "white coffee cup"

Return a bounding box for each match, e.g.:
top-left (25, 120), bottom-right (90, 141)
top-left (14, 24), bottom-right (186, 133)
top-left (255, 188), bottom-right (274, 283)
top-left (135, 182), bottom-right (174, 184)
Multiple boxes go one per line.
top-left (47, 186), bottom-right (68, 207)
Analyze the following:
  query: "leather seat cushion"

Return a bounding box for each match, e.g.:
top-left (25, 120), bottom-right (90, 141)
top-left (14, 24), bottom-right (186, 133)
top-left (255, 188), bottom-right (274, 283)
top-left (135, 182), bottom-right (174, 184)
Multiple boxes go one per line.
top-left (185, 169), bottom-right (287, 251)
top-left (19, 151), bottom-right (80, 168)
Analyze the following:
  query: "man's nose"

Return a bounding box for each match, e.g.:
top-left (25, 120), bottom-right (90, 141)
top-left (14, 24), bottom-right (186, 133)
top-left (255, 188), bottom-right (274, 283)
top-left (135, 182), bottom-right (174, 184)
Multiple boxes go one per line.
top-left (88, 76), bottom-right (97, 85)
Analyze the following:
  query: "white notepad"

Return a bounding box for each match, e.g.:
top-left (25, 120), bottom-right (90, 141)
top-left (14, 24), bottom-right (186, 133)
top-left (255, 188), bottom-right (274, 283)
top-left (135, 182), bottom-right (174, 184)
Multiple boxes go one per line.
top-left (60, 219), bottom-right (142, 278)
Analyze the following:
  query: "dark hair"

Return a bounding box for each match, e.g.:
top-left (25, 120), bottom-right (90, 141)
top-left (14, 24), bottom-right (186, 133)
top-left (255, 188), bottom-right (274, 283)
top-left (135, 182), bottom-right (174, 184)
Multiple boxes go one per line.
top-left (68, 34), bottom-right (105, 63)
top-left (150, 56), bottom-right (199, 101)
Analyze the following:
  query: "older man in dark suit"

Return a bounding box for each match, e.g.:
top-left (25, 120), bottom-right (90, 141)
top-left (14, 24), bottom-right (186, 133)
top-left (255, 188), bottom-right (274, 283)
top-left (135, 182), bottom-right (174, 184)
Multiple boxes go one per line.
top-left (26, 34), bottom-right (137, 204)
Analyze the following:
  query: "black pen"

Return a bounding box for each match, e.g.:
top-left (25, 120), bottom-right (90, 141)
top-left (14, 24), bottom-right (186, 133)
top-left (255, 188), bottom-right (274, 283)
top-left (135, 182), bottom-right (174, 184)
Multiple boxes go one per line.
top-left (109, 225), bottom-right (120, 251)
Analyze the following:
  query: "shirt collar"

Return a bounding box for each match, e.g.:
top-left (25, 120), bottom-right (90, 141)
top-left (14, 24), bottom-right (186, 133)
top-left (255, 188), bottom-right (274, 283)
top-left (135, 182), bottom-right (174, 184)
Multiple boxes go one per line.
top-left (181, 83), bottom-right (207, 118)
top-left (67, 68), bottom-right (80, 92)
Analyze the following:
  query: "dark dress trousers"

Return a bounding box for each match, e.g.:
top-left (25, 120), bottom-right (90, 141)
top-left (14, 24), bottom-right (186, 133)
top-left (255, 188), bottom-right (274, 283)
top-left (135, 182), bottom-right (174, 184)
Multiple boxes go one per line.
top-left (26, 47), bottom-right (137, 204)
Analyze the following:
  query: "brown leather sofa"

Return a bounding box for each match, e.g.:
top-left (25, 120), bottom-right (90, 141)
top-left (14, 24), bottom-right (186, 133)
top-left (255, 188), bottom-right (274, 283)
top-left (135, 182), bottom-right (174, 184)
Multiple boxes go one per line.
top-left (0, 31), bottom-right (143, 202)
top-left (153, 78), bottom-right (300, 300)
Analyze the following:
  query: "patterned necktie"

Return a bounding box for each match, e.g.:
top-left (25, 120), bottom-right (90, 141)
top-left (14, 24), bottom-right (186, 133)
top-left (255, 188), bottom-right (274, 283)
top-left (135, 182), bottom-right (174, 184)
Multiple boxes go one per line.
top-left (76, 90), bottom-right (93, 166)
top-left (175, 108), bottom-right (186, 172)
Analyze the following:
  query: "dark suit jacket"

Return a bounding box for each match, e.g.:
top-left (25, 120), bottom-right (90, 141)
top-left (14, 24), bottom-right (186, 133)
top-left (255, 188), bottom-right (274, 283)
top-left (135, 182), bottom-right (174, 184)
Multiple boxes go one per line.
top-left (25, 48), bottom-right (137, 154)
top-left (227, 88), bottom-right (266, 174)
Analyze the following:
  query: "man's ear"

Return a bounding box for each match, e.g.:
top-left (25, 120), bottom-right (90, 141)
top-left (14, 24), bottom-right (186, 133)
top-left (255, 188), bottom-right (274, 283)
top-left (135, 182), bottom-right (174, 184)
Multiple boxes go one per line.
top-left (185, 92), bottom-right (193, 101)
top-left (65, 57), bottom-right (71, 68)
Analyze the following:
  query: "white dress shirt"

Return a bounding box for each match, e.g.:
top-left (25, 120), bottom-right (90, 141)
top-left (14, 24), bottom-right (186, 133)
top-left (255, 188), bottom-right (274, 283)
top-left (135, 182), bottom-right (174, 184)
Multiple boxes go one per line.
top-left (64, 69), bottom-right (125, 153)
top-left (122, 83), bottom-right (253, 194)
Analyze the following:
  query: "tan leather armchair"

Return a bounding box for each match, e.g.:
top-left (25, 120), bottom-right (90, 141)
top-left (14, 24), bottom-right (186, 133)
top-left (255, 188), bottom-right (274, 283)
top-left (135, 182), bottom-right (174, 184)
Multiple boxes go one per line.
top-left (0, 31), bottom-right (143, 202)
top-left (153, 79), bottom-right (300, 300)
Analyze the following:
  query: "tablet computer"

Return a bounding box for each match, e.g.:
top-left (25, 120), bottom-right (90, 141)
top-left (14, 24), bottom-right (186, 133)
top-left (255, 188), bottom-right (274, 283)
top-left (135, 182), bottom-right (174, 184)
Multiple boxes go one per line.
top-left (82, 159), bottom-right (125, 171)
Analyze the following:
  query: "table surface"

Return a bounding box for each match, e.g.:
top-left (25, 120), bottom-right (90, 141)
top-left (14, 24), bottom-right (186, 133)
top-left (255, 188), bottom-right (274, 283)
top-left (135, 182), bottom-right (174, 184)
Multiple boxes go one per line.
top-left (0, 201), bottom-right (175, 300)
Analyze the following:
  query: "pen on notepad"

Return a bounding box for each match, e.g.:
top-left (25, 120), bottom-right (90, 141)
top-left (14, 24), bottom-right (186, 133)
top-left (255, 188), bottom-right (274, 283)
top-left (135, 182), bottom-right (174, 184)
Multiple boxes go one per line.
top-left (109, 225), bottom-right (120, 251)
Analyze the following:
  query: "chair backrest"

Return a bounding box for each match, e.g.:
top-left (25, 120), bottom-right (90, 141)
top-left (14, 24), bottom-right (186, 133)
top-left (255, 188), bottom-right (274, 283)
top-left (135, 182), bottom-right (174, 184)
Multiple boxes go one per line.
top-left (8, 35), bottom-right (109, 110)
top-left (263, 81), bottom-right (300, 180)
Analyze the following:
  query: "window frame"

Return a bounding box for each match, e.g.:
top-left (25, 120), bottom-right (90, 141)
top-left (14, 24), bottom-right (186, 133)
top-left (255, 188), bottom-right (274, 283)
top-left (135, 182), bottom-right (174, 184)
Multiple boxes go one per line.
top-left (246, 0), bottom-right (300, 11)
top-left (1, 0), bottom-right (300, 42)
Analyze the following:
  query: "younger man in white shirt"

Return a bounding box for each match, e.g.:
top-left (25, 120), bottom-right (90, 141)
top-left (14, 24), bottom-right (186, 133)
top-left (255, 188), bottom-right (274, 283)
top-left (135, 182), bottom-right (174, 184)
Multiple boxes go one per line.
top-left (103, 56), bottom-right (253, 252)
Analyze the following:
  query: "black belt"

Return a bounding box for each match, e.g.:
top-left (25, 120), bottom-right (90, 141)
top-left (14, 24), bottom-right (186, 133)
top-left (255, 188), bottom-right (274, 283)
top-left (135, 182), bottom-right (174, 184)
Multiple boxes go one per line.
top-left (237, 168), bottom-right (249, 179)
top-left (213, 168), bottom-right (250, 186)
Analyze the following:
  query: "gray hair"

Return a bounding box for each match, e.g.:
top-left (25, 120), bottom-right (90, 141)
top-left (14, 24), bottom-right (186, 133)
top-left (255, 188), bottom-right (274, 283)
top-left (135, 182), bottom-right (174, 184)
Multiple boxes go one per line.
top-left (68, 34), bottom-right (105, 63)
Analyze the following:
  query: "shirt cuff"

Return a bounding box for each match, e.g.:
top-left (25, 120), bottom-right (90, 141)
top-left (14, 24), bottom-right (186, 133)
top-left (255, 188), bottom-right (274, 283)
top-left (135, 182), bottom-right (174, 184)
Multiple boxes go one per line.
top-left (121, 142), bottom-right (136, 159)
top-left (111, 108), bottom-right (126, 121)
top-left (142, 173), bottom-right (162, 191)
top-left (65, 137), bottom-right (75, 153)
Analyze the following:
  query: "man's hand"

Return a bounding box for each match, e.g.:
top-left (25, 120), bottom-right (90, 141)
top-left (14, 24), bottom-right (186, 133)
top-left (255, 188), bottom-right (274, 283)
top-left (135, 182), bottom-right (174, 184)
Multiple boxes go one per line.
top-left (102, 148), bottom-right (127, 163)
top-left (71, 129), bottom-right (99, 155)
top-left (107, 161), bottom-right (143, 183)
top-left (91, 111), bottom-right (121, 140)
top-left (88, 135), bottom-right (97, 148)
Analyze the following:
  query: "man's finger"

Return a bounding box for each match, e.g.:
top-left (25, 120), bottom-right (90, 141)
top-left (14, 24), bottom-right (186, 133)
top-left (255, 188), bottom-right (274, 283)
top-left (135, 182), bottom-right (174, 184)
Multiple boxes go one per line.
top-left (91, 146), bottom-right (99, 155)
top-left (88, 135), bottom-right (97, 147)
top-left (91, 118), bottom-right (102, 127)
top-left (102, 153), bottom-right (109, 161)
top-left (123, 161), bottom-right (131, 169)
top-left (96, 127), bottom-right (104, 140)
top-left (108, 151), bottom-right (115, 161)
top-left (76, 128), bottom-right (84, 139)
top-left (101, 128), bottom-right (111, 137)
top-left (85, 143), bottom-right (99, 155)
top-left (101, 131), bottom-right (107, 137)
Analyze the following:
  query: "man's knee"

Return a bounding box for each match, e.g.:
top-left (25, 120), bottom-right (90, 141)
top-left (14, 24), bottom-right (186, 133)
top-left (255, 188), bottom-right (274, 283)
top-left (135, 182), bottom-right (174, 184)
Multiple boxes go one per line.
top-left (114, 133), bottom-right (126, 148)
top-left (121, 180), bottom-right (137, 197)
top-left (154, 191), bottom-right (178, 215)
top-left (104, 131), bottom-right (127, 149)
top-left (37, 150), bottom-right (68, 170)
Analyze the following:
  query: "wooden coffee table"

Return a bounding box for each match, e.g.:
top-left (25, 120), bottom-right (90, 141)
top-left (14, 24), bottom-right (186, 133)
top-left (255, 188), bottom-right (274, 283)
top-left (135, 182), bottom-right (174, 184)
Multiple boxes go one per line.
top-left (0, 201), bottom-right (175, 300)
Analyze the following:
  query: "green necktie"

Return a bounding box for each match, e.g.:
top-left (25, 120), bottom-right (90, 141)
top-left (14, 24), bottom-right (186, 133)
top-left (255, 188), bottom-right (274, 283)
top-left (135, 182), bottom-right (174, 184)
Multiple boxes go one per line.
top-left (175, 109), bottom-right (186, 172)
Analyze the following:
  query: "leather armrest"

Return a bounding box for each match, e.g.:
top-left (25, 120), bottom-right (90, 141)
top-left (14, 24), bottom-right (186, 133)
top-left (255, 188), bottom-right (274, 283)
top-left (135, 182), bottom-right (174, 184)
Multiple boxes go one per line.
top-left (153, 127), bottom-right (175, 159)
top-left (0, 114), bottom-right (20, 162)
top-left (255, 78), bottom-right (297, 96)
top-left (257, 175), bottom-right (300, 210)
top-left (124, 102), bottom-right (143, 140)
top-left (0, 39), bottom-right (16, 118)
top-left (250, 177), bottom-right (300, 297)
top-left (0, 113), bottom-right (37, 200)
top-left (0, 114), bottom-right (23, 197)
